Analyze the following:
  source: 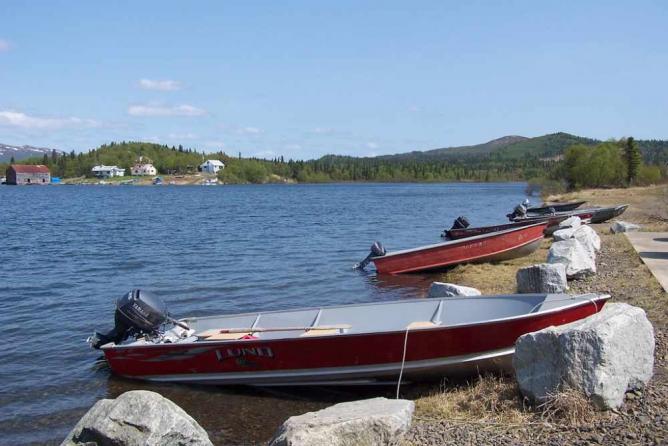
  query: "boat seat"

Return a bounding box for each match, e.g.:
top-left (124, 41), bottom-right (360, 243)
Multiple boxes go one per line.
top-left (407, 321), bottom-right (437, 330)
top-left (300, 328), bottom-right (341, 337)
top-left (197, 329), bottom-right (252, 341)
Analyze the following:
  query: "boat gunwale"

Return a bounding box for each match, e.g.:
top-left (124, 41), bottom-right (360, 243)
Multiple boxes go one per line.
top-left (102, 293), bottom-right (611, 351)
top-left (371, 221), bottom-right (549, 259)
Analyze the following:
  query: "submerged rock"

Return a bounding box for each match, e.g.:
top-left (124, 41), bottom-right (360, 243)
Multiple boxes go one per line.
top-left (61, 390), bottom-right (213, 446)
top-left (516, 263), bottom-right (568, 293)
top-left (547, 239), bottom-right (596, 279)
top-left (611, 221), bottom-right (641, 233)
top-left (513, 303), bottom-right (655, 410)
top-left (427, 282), bottom-right (481, 298)
top-left (268, 397), bottom-right (414, 446)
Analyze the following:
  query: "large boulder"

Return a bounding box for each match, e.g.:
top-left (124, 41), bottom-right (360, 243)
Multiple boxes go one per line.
top-left (268, 397), bottom-right (414, 446)
top-left (547, 239), bottom-right (596, 279)
top-left (513, 303), bottom-right (655, 410)
top-left (573, 225), bottom-right (601, 259)
top-left (61, 390), bottom-right (213, 446)
top-left (428, 282), bottom-right (481, 298)
top-left (553, 227), bottom-right (577, 241)
top-left (558, 216), bottom-right (582, 230)
top-left (611, 221), bottom-right (641, 233)
top-left (516, 263), bottom-right (568, 293)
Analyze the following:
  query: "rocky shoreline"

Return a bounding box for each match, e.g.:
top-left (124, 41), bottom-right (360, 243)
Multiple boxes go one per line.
top-left (60, 186), bottom-right (668, 445)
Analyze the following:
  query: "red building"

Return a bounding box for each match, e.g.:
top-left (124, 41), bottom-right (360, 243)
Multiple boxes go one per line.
top-left (6, 164), bottom-right (51, 185)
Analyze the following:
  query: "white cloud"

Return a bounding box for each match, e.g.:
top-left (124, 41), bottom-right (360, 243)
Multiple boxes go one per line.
top-left (0, 39), bottom-right (11, 52)
top-left (138, 79), bottom-right (181, 91)
top-left (203, 140), bottom-right (225, 149)
top-left (408, 105), bottom-right (421, 113)
top-left (239, 126), bottom-right (262, 134)
top-left (0, 110), bottom-right (98, 129)
top-left (127, 104), bottom-right (206, 117)
top-left (366, 142), bottom-right (379, 149)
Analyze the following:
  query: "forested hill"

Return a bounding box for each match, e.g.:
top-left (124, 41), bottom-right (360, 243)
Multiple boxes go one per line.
top-left (4, 133), bottom-right (668, 183)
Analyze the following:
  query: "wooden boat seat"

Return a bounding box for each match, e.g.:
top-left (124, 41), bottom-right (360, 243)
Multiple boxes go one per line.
top-left (197, 329), bottom-right (252, 340)
top-left (407, 321), bottom-right (437, 330)
top-left (300, 328), bottom-right (341, 337)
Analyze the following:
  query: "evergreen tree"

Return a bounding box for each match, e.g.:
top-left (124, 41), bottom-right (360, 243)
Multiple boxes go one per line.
top-left (623, 137), bottom-right (641, 185)
top-left (10, 156), bottom-right (15, 164)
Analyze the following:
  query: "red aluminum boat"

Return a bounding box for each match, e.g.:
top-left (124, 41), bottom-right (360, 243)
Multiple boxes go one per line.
top-left (365, 222), bottom-right (548, 275)
top-left (92, 291), bottom-right (610, 386)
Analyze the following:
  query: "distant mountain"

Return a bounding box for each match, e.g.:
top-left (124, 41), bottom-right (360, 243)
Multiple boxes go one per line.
top-left (0, 143), bottom-right (63, 163)
top-left (374, 132), bottom-right (599, 162)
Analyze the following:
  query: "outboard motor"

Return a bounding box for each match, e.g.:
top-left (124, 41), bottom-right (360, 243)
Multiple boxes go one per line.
top-left (451, 216), bottom-right (470, 230)
top-left (441, 216), bottom-right (471, 239)
top-left (89, 289), bottom-right (170, 349)
top-left (507, 203), bottom-right (528, 220)
top-left (353, 241), bottom-right (386, 270)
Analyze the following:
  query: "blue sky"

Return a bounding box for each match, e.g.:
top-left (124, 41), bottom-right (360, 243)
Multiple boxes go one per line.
top-left (1, 1), bottom-right (666, 159)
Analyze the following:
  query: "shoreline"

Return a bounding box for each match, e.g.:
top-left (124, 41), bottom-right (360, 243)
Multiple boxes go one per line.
top-left (402, 184), bottom-right (668, 445)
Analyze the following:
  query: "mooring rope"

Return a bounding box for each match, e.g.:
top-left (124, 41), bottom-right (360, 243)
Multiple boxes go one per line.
top-left (396, 326), bottom-right (410, 399)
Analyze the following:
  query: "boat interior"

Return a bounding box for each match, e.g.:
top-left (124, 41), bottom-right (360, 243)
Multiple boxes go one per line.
top-left (147, 293), bottom-right (608, 344)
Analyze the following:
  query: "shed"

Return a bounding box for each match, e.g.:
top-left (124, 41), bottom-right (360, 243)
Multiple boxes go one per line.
top-left (6, 164), bottom-right (51, 185)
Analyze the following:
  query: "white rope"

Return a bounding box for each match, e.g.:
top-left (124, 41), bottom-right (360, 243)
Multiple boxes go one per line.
top-left (396, 326), bottom-right (410, 399)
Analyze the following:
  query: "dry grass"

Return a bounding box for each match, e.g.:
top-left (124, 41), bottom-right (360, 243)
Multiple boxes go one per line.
top-left (537, 388), bottom-right (596, 426)
top-left (437, 239), bottom-right (552, 294)
top-left (414, 375), bottom-right (531, 425)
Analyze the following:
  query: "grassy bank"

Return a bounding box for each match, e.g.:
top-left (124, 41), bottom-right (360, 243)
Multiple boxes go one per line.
top-left (403, 185), bottom-right (668, 445)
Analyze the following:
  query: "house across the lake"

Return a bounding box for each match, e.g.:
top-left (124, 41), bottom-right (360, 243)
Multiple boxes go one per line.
top-left (199, 159), bottom-right (225, 174)
top-left (92, 165), bottom-right (126, 178)
top-left (5, 164), bottom-right (51, 185)
top-left (131, 162), bottom-right (157, 176)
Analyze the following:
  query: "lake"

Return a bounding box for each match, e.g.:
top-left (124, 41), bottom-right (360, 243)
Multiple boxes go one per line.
top-left (0, 182), bottom-right (529, 445)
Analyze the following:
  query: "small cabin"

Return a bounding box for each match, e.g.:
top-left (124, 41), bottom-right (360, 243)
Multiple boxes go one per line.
top-left (92, 165), bottom-right (126, 178)
top-left (130, 163), bottom-right (157, 176)
top-left (199, 159), bottom-right (225, 174)
top-left (6, 164), bottom-right (51, 185)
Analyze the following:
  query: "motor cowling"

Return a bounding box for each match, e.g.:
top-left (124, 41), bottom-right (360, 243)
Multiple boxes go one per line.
top-left (451, 216), bottom-right (470, 230)
top-left (90, 289), bottom-right (168, 349)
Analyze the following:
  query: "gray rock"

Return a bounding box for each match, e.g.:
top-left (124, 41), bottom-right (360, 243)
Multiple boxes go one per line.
top-left (61, 390), bottom-right (213, 446)
top-left (558, 216), bottom-right (582, 229)
top-left (513, 303), bottom-right (655, 410)
top-left (428, 282), bottom-right (481, 298)
top-left (553, 227), bottom-right (578, 241)
top-left (573, 225), bottom-right (601, 259)
top-left (516, 263), bottom-right (568, 293)
top-left (268, 397), bottom-right (415, 446)
top-left (611, 221), bottom-right (641, 233)
top-left (547, 239), bottom-right (596, 279)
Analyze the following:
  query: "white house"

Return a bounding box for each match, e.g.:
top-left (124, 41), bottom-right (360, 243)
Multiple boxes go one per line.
top-left (199, 159), bottom-right (225, 174)
top-left (131, 163), bottom-right (157, 176)
top-left (92, 165), bottom-right (126, 178)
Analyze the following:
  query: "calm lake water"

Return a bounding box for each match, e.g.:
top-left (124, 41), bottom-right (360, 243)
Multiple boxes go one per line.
top-left (0, 182), bottom-right (529, 445)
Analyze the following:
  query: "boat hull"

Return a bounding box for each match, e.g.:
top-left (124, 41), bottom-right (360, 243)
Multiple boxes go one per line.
top-left (527, 201), bottom-right (586, 214)
top-left (102, 295), bottom-right (608, 386)
top-left (372, 223), bottom-right (547, 275)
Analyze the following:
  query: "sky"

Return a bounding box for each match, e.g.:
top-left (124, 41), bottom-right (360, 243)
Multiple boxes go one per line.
top-left (0, 1), bottom-right (667, 160)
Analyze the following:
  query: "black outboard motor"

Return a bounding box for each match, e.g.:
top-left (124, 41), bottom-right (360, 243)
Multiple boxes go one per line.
top-left (452, 216), bottom-right (470, 230)
top-left (354, 241), bottom-right (386, 270)
top-left (442, 216), bottom-right (471, 238)
top-left (89, 289), bottom-right (169, 349)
